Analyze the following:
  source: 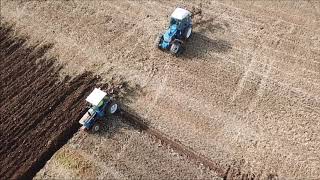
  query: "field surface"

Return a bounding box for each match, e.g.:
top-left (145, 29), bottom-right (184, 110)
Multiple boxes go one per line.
top-left (1, 0), bottom-right (320, 179)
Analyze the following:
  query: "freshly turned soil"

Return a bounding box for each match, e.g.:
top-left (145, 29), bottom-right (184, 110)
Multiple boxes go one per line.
top-left (0, 24), bottom-right (98, 179)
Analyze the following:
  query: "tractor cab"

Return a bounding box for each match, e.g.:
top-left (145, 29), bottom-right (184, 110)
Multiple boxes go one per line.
top-left (86, 88), bottom-right (108, 116)
top-left (169, 8), bottom-right (192, 30)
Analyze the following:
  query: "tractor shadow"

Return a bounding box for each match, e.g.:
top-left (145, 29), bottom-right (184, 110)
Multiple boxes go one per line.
top-left (180, 32), bottom-right (232, 59)
top-left (95, 80), bottom-right (147, 138)
top-left (99, 115), bottom-right (127, 138)
top-left (100, 109), bottom-right (150, 139)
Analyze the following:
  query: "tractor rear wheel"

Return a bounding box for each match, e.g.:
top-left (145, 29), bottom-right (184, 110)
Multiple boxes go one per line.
top-left (170, 42), bottom-right (181, 55)
top-left (107, 101), bottom-right (118, 115)
top-left (186, 27), bottom-right (192, 39)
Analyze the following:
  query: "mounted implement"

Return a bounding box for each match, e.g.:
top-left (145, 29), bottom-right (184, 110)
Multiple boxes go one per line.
top-left (155, 7), bottom-right (193, 55)
top-left (79, 88), bottom-right (118, 133)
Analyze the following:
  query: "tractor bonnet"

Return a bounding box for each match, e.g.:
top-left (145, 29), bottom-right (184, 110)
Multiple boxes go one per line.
top-left (86, 88), bottom-right (107, 106)
top-left (164, 24), bottom-right (177, 42)
top-left (171, 8), bottom-right (191, 20)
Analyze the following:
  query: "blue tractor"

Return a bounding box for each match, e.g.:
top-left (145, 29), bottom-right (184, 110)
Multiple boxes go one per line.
top-left (155, 7), bottom-right (193, 55)
top-left (79, 88), bottom-right (118, 133)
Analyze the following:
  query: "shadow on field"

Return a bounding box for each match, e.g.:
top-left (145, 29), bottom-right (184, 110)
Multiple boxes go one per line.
top-left (92, 82), bottom-right (146, 138)
top-left (194, 19), bottom-right (230, 34)
top-left (181, 32), bottom-right (232, 59)
top-left (99, 105), bottom-right (150, 139)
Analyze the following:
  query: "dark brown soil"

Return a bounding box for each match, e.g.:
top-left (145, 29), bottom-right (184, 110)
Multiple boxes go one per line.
top-left (0, 24), bottom-right (99, 179)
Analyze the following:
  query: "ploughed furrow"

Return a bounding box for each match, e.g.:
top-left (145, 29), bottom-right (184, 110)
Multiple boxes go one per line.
top-left (0, 24), bottom-right (99, 179)
top-left (119, 105), bottom-right (266, 179)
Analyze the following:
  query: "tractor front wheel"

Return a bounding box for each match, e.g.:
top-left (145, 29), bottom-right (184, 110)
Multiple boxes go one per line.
top-left (170, 42), bottom-right (181, 55)
top-left (154, 33), bottom-right (163, 49)
top-left (91, 123), bottom-right (101, 133)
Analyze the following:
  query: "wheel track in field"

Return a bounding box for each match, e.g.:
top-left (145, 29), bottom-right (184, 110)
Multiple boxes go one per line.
top-left (214, 0), bottom-right (320, 32)
top-left (174, 33), bottom-right (320, 104)
top-left (163, 43), bottom-right (320, 113)
top-left (183, 1), bottom-right (320, 51)
top-left (198, 6), bottom-right (320, 57)
top-left (200, 47), bottom-right (320, 103)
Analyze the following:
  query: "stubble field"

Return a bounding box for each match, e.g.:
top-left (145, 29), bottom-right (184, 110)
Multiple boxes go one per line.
top-left (1, 0), bottom-right (320, 179)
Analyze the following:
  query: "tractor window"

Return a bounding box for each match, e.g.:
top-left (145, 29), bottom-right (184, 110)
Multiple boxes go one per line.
top-left (182, 18), bottom-right (187, 26)
top-left (171, 18), bottom-right (181, 25)
top-left (97, 100), bottom-right (104, 107)
top-left (170, 18), bottom-right (177, 25)
top-left (183, 17), bottom-right (189, 25)
top-left (170, 18), bottom-right (183, 29)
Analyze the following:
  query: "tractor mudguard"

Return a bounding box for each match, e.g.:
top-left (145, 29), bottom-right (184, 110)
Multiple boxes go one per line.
top-left (161, 40), bottom-right (170, 49)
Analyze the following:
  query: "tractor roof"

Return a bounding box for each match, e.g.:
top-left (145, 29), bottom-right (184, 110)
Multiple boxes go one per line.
top-left (86, 88), bottom-right (107, 106)
top-left (171, 8), bottom-right (191, 20)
